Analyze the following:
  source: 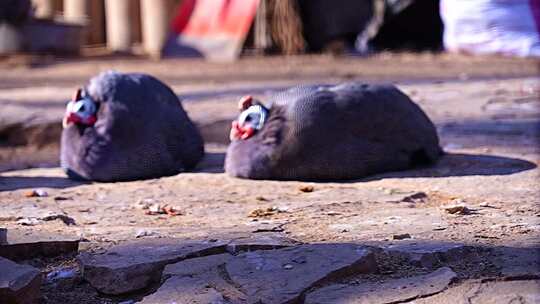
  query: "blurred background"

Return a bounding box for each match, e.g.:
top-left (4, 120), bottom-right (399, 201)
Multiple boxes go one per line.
top-left (1, 0), bottom-right (538, 59)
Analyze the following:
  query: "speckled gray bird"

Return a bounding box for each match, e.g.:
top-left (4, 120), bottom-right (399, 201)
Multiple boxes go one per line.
top-left (225, 83), bottom-right (442, 181)
top-left (60, 71), bottom-right (204, 182)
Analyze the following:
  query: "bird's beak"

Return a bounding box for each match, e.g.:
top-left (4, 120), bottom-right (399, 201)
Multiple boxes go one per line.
top-left (65, 112), bottom-right (82, 125)
top-left (230, 120), bottom-right (256, 141)
top-left (63, 111), bottom-right (86, 127)
top-left (240, 126), bottom-right (255, 140)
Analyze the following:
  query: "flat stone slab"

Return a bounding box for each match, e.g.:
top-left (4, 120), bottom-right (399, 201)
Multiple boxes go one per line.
top-left (78, 239), bottom-right (228, 295)
top-left (383, 242), bottom-right (475, 269)
top-left (142, 254), bottom-right (245, 304)
top-left (0, 257), bottom-right (41, 304)
top-left (163, 253), bottom-right (234, 278)
top-left (225, 244), bottom-right (377, 304)
top-left (139, 275), bottom-right (229, 304)
top-left (225, 233), bottom-right (300, 254)
top-left (0, 229), bottom-right (79, 261)
top-left (414, 279), bottom-right (540, 304)
top-left (305, 267), bottom-right (457, 304)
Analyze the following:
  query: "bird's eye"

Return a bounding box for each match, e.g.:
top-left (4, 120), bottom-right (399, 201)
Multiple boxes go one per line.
top-left (79, 105), bottom-right (85, 112)
top-left (237, 104), bottom-right (268, 130)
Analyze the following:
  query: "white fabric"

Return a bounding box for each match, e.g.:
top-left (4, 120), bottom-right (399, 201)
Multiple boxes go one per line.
top-left (441, 0), bottom-right (540, 57)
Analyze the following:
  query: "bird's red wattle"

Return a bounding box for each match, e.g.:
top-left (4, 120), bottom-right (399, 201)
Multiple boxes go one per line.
top-left (230, 120), bottom-right (255, 140)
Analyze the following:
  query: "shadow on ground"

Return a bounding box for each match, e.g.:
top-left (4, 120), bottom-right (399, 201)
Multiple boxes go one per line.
top-left (193, 152), bottom-right (536, 181)
top-left (195, 152), bottom-right (226, 173)
top-left (0, 176), bottom-right (88, 192)
top-left (361, 153), bottom-right (537, 182)
top-left (1, 152), bottom-right (534, 191)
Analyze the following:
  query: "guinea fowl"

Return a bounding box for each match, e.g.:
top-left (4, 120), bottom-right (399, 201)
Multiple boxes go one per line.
top-left (225, 83), bottom-right (442, 181)
top-left (60, 71), bottom-right (204, 182)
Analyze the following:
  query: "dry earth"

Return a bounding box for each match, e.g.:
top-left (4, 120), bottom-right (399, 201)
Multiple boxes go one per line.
top-left (0, 53), bottom-right (539, 303)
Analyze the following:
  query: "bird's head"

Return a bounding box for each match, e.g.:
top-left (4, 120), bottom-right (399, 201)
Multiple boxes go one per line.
top-left (62, 88), bottom-right (98, 128)
top-left (230, 95), bottom-right (268, 141)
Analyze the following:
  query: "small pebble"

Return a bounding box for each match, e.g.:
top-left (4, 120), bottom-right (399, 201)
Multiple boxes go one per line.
top-left (275, 206), bottom-right (289, 213)
top-left (444, 205), bottom-right (470, 215)
top-left (326, 211), bottom-right (342, 216)
top-left (46, 268), bottom-right (77, 282)
top-left (135, 229), bottom-right (157, 238)
top-left (134, 199), bottom-right (154, 210)
top-left (24, 189), bottom-right (48, 198)
top-left (148, 203), bottom-right (161, 213)
top-left (17, 218), bottom-right (40, 226)
top-left (392, 233), bottom-right (411, 240)
top-left (299, 185), bottom-right (314, 193)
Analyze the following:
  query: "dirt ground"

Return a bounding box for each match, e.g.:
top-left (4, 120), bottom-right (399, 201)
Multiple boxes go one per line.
top-left (0, 53), bottom-right (539, 303)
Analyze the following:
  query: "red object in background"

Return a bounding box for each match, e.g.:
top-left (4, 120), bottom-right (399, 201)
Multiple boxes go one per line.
top-left (171, 0), bottom-right (197, 34)
top-left (168, 0), bottom-right (260, 61)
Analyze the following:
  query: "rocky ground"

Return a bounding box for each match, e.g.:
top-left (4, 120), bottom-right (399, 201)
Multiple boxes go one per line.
top-left (0, 53), bottom-right (539, 303)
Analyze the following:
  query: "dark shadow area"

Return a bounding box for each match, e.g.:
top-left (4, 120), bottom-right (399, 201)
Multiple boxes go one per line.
top-left (361, 153), bottom-right (537, 182)
top-left (162, 36), bottom-right (205, 58)
top-left (195, 120), bottom-right (233, 145)
top-left (298, 0), bottom-right (374, 52)
top-left (371, 0), bottom-right (443, 51)
top-left (194, 152), bottom-right (226, 173)
top-left (0, 121), bottom-right (62, 147)
top-left (0, 175), bottom-right (88, 191)
top-left (192, 151), bottom-right (536, 181)
top-left (297, 0), bottom-right (443, 52)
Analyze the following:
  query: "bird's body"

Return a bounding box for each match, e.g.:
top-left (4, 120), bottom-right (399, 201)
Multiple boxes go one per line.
top-left (225, 83), bottom-right (442, 181)
top-left (60, 71), bottom-right (204, 182)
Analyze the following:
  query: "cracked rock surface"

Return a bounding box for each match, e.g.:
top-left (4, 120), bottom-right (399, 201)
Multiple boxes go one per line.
top-left (225, 244), bottom-right (377, 304)
top-left (383, 242), bottom-right (478, 270)
top-left (139, 275), bottom-right (230, 304)
top-left (78, 239), bottom-right (228, 295)
top-left (141, 254), bottom-right (239, 303)
top-left (305, 267), bottom-right (457, 304)
top-left (131, 243), bottom-right (378, 304)
top-left (414, 279), bottom-right (540, 304)
top-left (0, 256), bottom-right (42, 304)
top-left (0, 229), bottom-right (79, 262)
